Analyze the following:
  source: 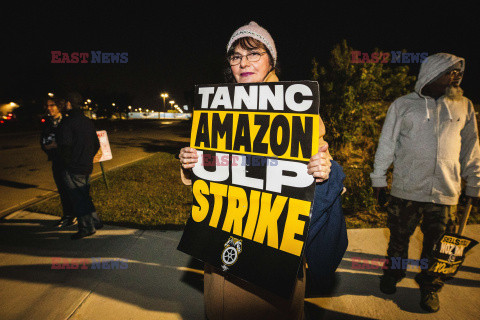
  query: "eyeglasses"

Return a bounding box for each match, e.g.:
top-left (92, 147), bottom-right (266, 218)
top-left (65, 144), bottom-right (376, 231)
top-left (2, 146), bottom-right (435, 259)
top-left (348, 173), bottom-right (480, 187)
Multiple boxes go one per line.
top-left (447, 69), bottom-right (464, 77)
top-left (228, 51), bottom-right (268, 66)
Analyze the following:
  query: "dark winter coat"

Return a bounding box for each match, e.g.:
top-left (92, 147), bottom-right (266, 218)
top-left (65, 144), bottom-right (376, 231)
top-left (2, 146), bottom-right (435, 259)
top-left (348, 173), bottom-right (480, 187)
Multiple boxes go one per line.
top-left (306, 160), bottom-right (348, 289)
top-left (57, 109), bottom-right (100, 175)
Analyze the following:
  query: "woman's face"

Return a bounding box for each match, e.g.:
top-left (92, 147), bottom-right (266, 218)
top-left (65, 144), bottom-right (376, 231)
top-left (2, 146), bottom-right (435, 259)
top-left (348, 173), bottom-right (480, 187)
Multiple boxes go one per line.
top-left (47, 100), bottom-right (61, 119)
top-left (230, 44), bottom-right (272, 83)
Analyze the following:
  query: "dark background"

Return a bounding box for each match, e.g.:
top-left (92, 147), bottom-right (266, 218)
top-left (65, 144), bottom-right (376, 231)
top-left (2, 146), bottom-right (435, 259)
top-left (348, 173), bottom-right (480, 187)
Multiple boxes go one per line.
top-left (3, 2), bottom-right (479, 110)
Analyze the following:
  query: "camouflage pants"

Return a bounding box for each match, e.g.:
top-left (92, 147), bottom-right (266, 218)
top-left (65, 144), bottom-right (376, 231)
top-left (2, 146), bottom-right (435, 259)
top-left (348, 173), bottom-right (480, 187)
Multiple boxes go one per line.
top-left (384, 196), bottom-right (457, 292)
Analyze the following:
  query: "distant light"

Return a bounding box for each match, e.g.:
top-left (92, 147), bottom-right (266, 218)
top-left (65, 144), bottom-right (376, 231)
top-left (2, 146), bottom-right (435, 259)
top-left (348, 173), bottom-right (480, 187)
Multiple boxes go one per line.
top-left (48, 93), bottom-right (54, 97)
top-left (87, 99), bottom-right (92, 103)
top-left (41, 119), bottom-right (46, 123)
top-left (128, 106), bottom-right (132, 109)
top-left (112, 103), bottom-right (116, 106)
top-left (9, 102), bottom-right (16, 106)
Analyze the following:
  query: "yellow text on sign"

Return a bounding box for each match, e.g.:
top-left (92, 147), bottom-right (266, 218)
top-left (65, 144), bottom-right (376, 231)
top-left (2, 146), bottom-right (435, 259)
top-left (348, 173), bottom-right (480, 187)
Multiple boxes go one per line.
top-left (191, 179), bottom-right (311, 257)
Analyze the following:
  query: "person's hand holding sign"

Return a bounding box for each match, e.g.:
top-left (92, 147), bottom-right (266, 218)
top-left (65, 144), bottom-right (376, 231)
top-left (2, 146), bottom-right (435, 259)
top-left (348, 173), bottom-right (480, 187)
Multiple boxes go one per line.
top-left (179, 147), bottom-right (199, 169)
top-left (179, 144), bottom-right (332, 182)
top-left (307, 143), bottom-right (331, 183)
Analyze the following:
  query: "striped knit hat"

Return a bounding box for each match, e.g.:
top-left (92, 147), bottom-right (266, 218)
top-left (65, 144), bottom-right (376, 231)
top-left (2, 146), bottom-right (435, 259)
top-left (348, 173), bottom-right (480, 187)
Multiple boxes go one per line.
top-left (227, 21), bottom-right (277, 66)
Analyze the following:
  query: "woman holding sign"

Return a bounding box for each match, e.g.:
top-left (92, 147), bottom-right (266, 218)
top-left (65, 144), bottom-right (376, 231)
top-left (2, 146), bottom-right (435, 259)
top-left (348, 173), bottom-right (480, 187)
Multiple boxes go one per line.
top-left (179, 21), bottom-right (333, 320)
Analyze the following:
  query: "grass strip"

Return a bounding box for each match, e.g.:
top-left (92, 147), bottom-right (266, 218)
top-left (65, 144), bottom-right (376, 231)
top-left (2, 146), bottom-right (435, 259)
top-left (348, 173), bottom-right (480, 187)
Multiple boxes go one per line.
top-left (26, 152), bottom-right (192, 229)
top-left (26, 152), bottom-right (480, 229)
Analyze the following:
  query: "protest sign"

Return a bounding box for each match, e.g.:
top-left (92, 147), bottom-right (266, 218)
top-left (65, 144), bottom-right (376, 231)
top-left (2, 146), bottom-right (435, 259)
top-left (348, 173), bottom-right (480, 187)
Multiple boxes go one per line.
top-left (177, 81), bottom-right (320, 298)
top-left (94, 130), bottom-right (112, 163)
top-left (428, 233), bottom-right (478, 277)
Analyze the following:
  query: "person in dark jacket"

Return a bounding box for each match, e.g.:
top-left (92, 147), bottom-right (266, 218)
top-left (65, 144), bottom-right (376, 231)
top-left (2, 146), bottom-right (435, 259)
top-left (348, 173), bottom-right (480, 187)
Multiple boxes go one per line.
top-left (41, 97), bottom-right (76, 228)
top-left (57, 94), bottom-right (103, 239)
top-left (306, 160), bottom-right (348, 292)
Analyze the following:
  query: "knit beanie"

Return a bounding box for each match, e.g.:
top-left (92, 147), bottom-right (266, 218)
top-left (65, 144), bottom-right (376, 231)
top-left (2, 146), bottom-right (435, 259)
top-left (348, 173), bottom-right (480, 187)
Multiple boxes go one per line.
top-left (227, 21), bottom-right (277, 66)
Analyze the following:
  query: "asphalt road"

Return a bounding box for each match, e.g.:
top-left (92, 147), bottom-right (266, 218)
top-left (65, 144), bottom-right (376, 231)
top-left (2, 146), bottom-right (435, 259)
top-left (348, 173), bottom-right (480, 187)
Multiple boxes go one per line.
top-left (0, 119), bottom-right (192, 216)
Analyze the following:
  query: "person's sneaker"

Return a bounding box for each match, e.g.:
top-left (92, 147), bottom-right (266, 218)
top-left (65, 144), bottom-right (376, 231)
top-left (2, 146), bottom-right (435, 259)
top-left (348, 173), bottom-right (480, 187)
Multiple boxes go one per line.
top-left (379, 275), bottom-right (398, 294)
top-left (420, 289), bottom-right (440, 313)
top-left (53, 217), bottom-right (77, 228)
top-left (71, 230), bottom-right (96, 240)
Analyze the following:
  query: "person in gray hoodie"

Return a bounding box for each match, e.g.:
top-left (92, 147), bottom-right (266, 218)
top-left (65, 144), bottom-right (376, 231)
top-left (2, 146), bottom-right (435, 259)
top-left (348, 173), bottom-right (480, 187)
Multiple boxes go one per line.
top-left (370, 53), bottom-right (480, 312)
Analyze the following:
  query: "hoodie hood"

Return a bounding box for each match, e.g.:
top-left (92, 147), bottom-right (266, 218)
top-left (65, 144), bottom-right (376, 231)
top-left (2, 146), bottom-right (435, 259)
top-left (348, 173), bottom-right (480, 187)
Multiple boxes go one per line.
top-left (415, 53), bottom-right (465, 96)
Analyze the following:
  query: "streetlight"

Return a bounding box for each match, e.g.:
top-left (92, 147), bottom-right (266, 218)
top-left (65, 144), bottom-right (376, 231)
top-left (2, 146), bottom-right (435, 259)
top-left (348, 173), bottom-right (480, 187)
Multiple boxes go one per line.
top-left (160, 93), bottom-right (168, 112)
top-left (169, 100), bottom-right (175, 110)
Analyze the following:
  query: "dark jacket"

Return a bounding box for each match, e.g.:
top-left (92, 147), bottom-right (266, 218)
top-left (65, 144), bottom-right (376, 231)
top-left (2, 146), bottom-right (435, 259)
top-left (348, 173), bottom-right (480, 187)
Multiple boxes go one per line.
top-left (57, 109), bottom-right (100, 175)
top-left (40, 116), bottom-right (63, 163)
top-left (306, 160), bottom-right (348, 289)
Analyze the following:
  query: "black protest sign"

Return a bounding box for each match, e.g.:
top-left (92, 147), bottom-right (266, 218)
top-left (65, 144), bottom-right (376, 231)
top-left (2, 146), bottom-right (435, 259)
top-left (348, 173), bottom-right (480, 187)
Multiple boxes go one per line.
top-left (177, 81), bottom-right (320, 298)
top-left (427, 233), bottom-right (478, 277)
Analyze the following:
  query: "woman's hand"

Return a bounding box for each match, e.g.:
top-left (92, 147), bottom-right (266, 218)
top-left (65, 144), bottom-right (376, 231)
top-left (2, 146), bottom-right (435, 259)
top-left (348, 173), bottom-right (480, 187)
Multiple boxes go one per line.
top-left (307, 144), bottom-right (331, 183)
top-left (179, 147), bottom-right (199, 169)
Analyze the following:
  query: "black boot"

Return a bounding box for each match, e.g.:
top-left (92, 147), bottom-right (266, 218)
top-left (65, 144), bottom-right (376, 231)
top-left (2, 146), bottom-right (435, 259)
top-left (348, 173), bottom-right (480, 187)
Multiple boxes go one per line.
top-left (379, 274), bottom-right (399, 294)
top-left (71, 215), bottom-right (96, 240)
top-left (420, 289), bottom-right (440, 312)
top-left (52, 216), bottom-right (77, 228)
top-left (415, 272), bottom-right (441, 313)
top-left (91, 211), bottom-right (104, 230)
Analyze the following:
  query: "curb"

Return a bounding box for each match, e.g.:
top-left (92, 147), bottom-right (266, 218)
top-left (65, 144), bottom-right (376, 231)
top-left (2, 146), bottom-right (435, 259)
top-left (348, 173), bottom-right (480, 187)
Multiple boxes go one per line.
top-left (0, 153), bottom-right (157, 220)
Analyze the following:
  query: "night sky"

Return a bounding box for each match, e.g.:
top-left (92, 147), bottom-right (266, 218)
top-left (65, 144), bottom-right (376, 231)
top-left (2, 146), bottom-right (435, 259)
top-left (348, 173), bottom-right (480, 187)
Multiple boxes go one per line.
top-left (3, 3), bottom-right (479, 109)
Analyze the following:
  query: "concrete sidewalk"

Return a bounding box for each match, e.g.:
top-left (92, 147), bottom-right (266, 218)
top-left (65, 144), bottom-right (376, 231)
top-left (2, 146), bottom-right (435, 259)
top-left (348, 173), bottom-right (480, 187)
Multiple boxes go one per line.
top-left (0, 211), bottom-right (479, 320)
